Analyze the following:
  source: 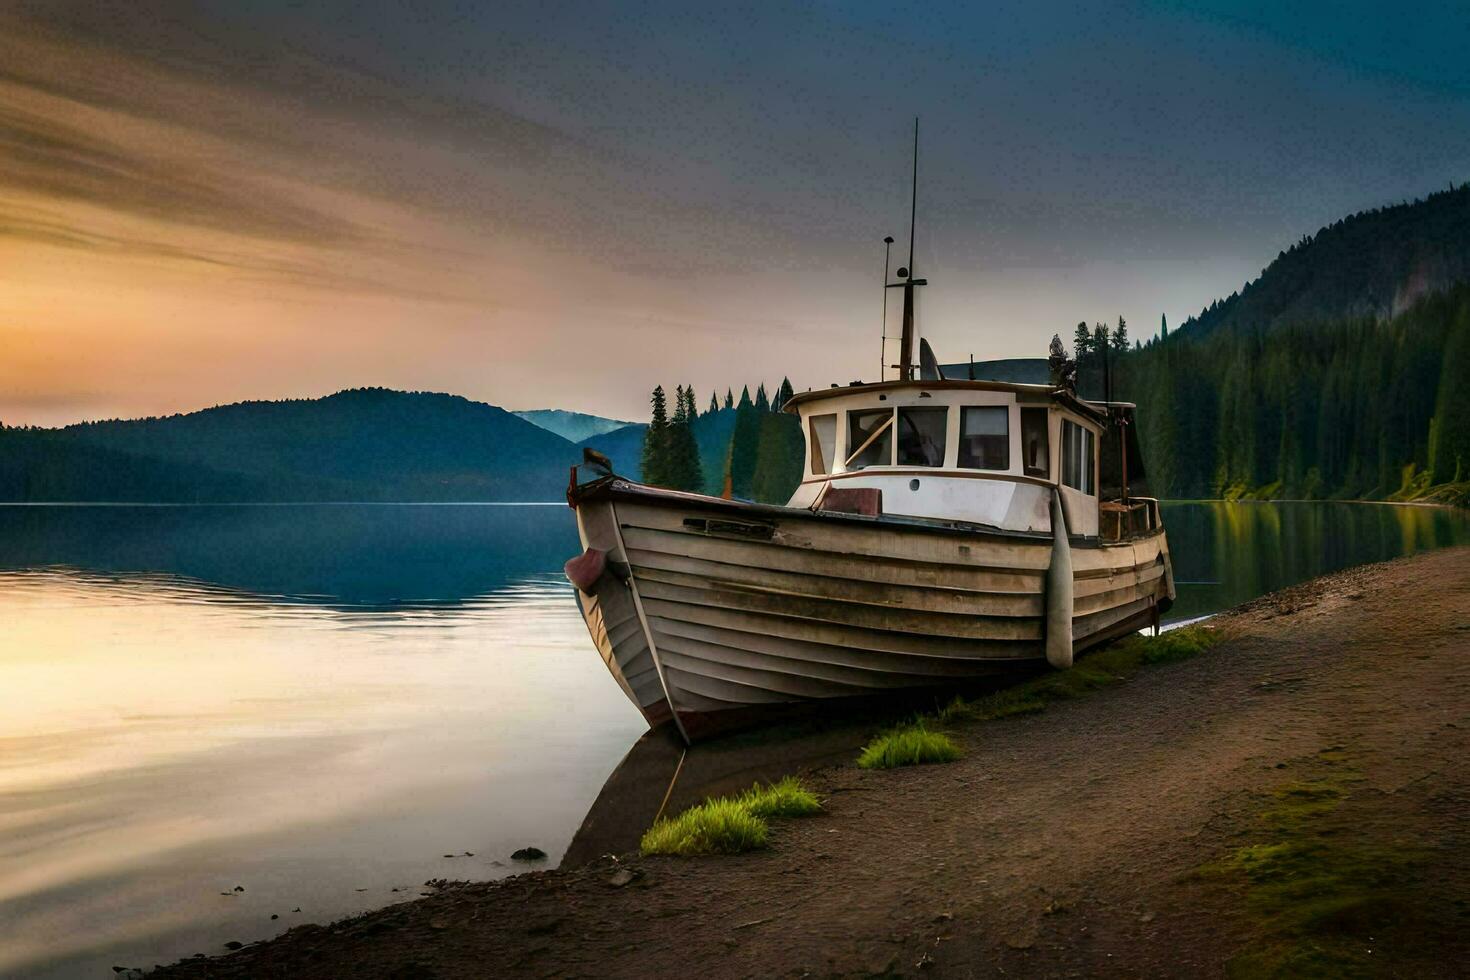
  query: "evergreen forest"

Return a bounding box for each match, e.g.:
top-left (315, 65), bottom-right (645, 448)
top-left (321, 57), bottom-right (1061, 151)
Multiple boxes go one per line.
top-left (636, 378), bottom-right (803, 504)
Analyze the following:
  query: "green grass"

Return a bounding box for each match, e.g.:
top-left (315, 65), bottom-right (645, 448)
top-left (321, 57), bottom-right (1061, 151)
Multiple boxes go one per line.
top-left (639, 798), bottom-right (768, 856)
top-left (856, 720), bottom-right (962, 769)
top-left (640, 776), bottom-right (821, 857)
top-left (1196, 748), bottom-right (1426, 979)
top-left (736, 775), bottom-right (823, 818)
top-left (864, 628), bottom-right (1220, 771)
top-left (935, 625), bottom-right (1220, 726)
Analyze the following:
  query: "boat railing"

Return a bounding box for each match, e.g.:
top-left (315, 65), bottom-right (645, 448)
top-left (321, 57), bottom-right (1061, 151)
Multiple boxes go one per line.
top-left (1099, 496), bottom-right (1162, 542)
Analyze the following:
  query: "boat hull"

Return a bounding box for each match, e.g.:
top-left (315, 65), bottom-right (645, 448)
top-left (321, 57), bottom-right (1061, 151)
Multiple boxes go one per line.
top-left (569, 481), bottom-right (1174, 741)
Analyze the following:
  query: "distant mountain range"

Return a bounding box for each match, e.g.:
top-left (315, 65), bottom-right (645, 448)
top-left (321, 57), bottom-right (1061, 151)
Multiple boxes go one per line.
top-left (514, 409), bottom-right (635, 442)
top-left (0, 386), bottom-right (755, 503)
top-left (0, 388), bottom-right (594, 502)
top-left (1180, 183), bottom-right (1470, 336)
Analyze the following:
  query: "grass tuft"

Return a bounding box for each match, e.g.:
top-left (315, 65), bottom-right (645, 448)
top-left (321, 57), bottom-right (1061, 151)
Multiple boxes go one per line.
top-left (639, 798), bottom-right (769, 856)
top-left (857, 721), bottom-right (962, 769)
top-left (935, 626), bottom-right (1221, 727)
top-left (1135, 625), bottom-right (1218, 665)
top-left (640, 776), bottom-right (821, 857)
top-left (736, 775), bottom-right (823, 819)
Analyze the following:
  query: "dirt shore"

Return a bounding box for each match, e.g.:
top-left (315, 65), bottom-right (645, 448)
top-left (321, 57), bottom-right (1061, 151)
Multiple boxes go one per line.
top-left (152, 547), bottom-right (1470, 978)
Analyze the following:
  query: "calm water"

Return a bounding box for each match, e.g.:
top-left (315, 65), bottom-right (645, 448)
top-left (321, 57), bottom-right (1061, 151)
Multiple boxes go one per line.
top-left (1, 501), bottom-right (1466, 977)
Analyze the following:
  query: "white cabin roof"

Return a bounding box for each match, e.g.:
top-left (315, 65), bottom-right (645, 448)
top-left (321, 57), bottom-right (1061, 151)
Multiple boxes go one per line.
top-left (782, 378), bottom-right (1114, 424)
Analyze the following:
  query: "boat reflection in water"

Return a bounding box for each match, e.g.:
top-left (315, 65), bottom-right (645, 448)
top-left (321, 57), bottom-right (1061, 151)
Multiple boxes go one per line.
top-left (564, 713), bottom-right (875, 865)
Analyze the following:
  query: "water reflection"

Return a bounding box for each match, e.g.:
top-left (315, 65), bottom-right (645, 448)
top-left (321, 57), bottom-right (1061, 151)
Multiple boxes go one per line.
top-left (1, 501), bottom-right (1466, 977)
top-left (0, 503), bottom-right (578, 609)
top-left (1161, 501), bottom-right (1470, 622)
top-left (0, 505), bottom-right (646, 979)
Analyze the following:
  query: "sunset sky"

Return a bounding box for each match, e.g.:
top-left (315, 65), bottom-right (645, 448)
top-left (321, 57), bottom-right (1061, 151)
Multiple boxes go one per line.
top-left (3, 1), bottom-right (1469, 426)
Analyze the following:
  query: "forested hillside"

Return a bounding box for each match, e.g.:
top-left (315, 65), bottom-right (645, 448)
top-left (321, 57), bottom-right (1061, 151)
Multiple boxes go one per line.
top-left (619, 184), bottom-right (1470, 508)
top-left (1118, 284), bottom-right (1470, 501)
top-left (0, 388), bottom-right (579, 501)
top-left (1182, 183), bottom-right (1470, 335)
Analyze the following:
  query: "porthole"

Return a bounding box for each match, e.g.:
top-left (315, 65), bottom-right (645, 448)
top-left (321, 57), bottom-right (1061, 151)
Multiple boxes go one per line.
top-left (909, 479), bottom-right (920, 491)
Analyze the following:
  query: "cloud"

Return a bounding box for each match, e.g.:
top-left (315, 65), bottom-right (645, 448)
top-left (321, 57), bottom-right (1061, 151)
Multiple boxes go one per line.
top-left (0, 6), bottom-right (611, 291)
top-left (0, 100), bottom-right (361, 248)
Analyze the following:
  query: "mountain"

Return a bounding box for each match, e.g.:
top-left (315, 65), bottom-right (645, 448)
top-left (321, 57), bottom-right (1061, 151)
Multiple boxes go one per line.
top-left (515, 409), bottom-right (636, 442)
top-left (1182, 183), bottom-right (1470, 336)
top-left (0, 388), bottom-right (582, 502)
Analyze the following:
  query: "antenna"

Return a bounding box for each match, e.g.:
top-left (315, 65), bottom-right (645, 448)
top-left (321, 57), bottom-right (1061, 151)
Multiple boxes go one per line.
top-left (907, 117), bottom-right (918, 280)
top-left (880, 236), bottom-right (894, 379)
top-left (886, 117), bottom-right (927, 381)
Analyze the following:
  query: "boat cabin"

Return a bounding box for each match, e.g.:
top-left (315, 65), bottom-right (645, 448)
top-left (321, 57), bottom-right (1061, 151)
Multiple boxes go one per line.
top-left (782, 380), bottom-right (1158, 541)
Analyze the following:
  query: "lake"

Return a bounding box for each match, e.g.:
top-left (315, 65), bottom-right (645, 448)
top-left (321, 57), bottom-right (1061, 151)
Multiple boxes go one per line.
top-left (2, 501), bottom-right (1466, 977)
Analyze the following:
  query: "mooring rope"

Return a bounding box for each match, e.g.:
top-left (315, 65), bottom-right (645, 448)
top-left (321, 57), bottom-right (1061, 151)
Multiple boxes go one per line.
top-left (651, 747), bottom-right (687, 825)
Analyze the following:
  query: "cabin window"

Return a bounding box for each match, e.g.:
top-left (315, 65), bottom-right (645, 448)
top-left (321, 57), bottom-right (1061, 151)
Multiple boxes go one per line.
top-left (896, 407), bottom-right (947, 467)
top-left (808, 414), bottom-right (836, 474)
top-left (846, 409), bottom-right (893, 469)
top-left (958, 406), bottom-right (1009, 470)
top-left (1061, 419), bottom-right (1095, 494)
top-left (1021, 408), bottom-right (1050, 478)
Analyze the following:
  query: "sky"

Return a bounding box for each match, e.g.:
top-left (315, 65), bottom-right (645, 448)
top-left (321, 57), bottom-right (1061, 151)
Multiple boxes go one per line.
top-left (2, 1), bottom-right (1469, 426)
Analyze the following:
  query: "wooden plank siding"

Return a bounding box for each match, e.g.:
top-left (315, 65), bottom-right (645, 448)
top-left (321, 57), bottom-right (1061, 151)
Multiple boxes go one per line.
top-left (572, 486), bottom-right (1172, 739)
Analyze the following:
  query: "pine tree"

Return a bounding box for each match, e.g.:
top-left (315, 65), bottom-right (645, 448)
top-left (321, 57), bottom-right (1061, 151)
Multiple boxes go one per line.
top-left (1111, 316), bottom-right (1129, 354)
top-left (754, 383), bottom-right (770, 412)
top-left (774, 377), bottom-right (794, 412)
top-left (1073, 321), bottom-right (1093, 362)
top-left (724, 389), bottom-right (734, 410)
top-left (640, 385), bottom-right (671, 486)
top-left (1160, 313), bottom-right (1169, 342)
top-left (708, 391), bottom-right (719, 415)
top-left (1430, 302), bottom-right (1470, 483)
top-left (684, 385), bottom-right (699, 421)
top-left (1090, 323), bottom-right (1112, 401)
top-left (750, 412), bottom-right (804, 503)
top-left (664, 385), bottom-right (703, 491)
top-left (726, 386), bottom-right (760, 497)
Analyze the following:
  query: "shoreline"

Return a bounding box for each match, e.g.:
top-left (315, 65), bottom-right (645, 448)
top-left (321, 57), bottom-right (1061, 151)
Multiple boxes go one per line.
top-left (149, 547), bottom-right (1470, 978)
top-left (0, 497), bottom-right (1463, 508)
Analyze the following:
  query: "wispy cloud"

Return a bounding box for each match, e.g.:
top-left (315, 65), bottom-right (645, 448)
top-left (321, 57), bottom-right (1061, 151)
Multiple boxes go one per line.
top-left (3, 2), bottom-right (1465, 427)
top-left (0, 100), bottom-right (361, 248)
top-left (0, 6), bottom-right (612, 292)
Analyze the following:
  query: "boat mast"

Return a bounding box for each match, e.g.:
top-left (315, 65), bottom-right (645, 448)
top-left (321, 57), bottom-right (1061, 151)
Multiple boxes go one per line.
top-left (887, 117), bottom-right (927, 382)
top-left (880, 235), bottom-right (894, 378)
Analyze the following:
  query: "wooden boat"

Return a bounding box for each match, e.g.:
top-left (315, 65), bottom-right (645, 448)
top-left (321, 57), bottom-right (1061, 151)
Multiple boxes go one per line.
top-left (564, 131), bottom-right (1174, 742)
top-left (566, 378), bottom-right (1173, 742)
